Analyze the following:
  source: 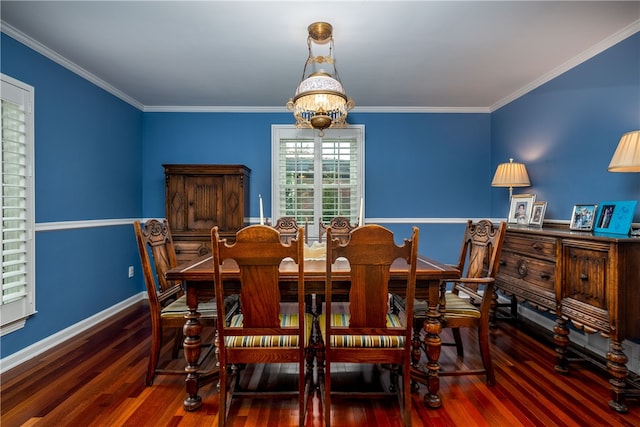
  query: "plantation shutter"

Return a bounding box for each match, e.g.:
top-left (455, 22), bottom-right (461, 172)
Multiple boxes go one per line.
top-left (272, 126), bottom-right (364, 240)
top-left (1, 74), bottom-right (35, 332)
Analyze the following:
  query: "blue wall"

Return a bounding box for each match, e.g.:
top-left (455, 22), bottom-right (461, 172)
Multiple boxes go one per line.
top-left (141, 111), bottom-right (491, 259)
top-left (1, 29), bottom-right (639, 360)
top-left (491, 33), bottom-right (640, 221)
top-left (1, 33), bottom-right (143, 357)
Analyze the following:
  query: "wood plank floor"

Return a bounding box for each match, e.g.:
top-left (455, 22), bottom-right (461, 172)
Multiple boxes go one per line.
top-left (2, 301), bottom-right (639, 426)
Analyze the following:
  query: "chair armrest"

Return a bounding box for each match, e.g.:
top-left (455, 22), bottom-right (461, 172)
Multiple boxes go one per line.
top-left (456, 277), bottom-right (495, 285)
top-left (452, 277), bottom-right (495, 301)
top-left (158, 283), bottom-right (184, 305)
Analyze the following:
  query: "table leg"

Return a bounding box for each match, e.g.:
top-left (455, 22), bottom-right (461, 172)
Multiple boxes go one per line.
top-left (183, 293), bottom-right (203, 411)
top-left (423, 303), bottom-right (442, 408)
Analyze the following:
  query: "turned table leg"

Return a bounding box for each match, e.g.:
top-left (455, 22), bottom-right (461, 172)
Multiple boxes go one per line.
top-left (183, 290), bottom-right (203, 411)
top-left (423, 310), bottom-right (442, 408)
top-left (422, 280), bottom-right (444, 408)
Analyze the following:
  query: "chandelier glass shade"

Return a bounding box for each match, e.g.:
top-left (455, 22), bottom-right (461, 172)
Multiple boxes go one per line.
top-left (287, 22), bottom-right (354, 136)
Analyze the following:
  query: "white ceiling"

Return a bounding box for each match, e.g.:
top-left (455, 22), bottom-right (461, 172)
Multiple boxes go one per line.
top-left (1, 1), bottom-right (639, 112)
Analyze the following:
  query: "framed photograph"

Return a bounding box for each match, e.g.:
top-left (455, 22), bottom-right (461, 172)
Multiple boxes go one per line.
top-left (508, 194), bottom-right (536, 224)
top-left (594, 200), bottom-right (638, 235)
top-left (529, 201), bottom-right (547, 226)
top-left (570, 204), bottom-right (598, 231)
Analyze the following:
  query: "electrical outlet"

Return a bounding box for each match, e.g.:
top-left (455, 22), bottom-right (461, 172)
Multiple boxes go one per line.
top-left (128, 266), bottom-right (134, 278)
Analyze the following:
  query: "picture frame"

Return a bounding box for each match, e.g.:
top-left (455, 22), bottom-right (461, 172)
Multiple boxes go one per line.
top-left (508, 194), bottom-right (536, 225)
top-left (529, 201), bottom-right (547, 226)
top-left (594, 200), bottom-right (638, 235)
top-left (569, 204), bottom-right (598, 231)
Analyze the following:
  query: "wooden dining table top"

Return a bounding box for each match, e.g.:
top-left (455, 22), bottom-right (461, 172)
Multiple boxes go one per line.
top-left (166, 253), bottom-right (460, 297)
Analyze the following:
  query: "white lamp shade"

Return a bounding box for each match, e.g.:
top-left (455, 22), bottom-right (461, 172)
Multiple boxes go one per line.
top-left (608, 130), bottom-right (640, 172)
top-left (491, 158), bottom-right (530, 187)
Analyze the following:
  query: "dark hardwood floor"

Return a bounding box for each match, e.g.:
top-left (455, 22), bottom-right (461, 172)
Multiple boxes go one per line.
top-left (2, 301), bottom-right (639, 426)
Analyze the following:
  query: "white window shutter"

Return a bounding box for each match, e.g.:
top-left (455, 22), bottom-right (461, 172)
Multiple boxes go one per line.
top-left (272, 125), bottom-right (364, 240)
top-left (1, 74), bottom-right (35, 333)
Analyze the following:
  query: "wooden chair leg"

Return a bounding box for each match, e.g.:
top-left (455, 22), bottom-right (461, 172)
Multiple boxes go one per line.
top-left (146, 325), bottom-right (162, 386)
top-left (324, 362), bottom-right (331, 427)
top-left (217, 364), bottom-right (228, 427)
top-left (477, 327), bottom-right (495, 386)
top-left (299, 357), bottom-right (309, 427)
top-left (452, 327), bottom-right (464, 356)
top-left (171, 327), bottom-right (183, 359)
top-left (402, 363), bottom-right (411, 427)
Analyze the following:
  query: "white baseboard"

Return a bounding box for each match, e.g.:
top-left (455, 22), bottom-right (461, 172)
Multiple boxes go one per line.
top-left (0, 292), bottom-right (146, 374)
top-left (517, 304), bottom-right (640, 375)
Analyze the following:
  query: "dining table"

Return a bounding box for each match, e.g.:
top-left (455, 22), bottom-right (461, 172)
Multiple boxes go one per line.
top-left (165, 250), bottom-right (460, 411)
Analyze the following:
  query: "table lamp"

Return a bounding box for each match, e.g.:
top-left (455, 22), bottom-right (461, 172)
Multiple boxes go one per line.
top-left (491, 158), bottom-right (531, 198)
top-left (608, 130), bottom-right (640, 235)
top-left (608, 130), bottom-right (640, 172)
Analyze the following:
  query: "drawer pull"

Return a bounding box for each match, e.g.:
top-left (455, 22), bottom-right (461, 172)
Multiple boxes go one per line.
top-left (499, 260), bottom-right (506, 266)
top-left (540, 272), bottom-right (550, 280)
top-left (580, 273), bottom-right (588, 281)
top-left (531, 242), bottom-right (543, 252)
top-left (516, 260), bottom-right (528, 278)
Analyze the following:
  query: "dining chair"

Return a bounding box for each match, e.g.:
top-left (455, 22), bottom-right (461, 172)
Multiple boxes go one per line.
top-left (414, 219), bottom-right (507, 386)
top-left (212, 224), bottom-right (314, 427)
top-left (134, 219), bottom-right (219, 386)
top-left (317, 216), bottom-right (358, 244)
top-left (318, 224), bottom-right (419, 427)
top-left (272, 216), bottom-right (309, 244)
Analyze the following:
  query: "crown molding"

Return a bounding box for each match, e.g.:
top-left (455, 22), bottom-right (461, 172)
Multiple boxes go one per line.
top-left (1, 21), bottom-right (144, 111)
top-left (4, 17), bottom-right (638, 115)
top-left (491, 19), bottom-right (640, 112)
top-left (143, 105), bottom-right (491, 113)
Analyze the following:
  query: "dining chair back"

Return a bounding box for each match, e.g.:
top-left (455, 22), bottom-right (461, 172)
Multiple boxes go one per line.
top-left (134, 219), bottom-right (218, 386)
top-left (272, 216), bottom-right (308, 244)
top-left (212, 224), bottom-right (313, 427)
top-left (319, 224), bottom-right (419, 427)
top-left (318, 216), bottom-right (358, 244)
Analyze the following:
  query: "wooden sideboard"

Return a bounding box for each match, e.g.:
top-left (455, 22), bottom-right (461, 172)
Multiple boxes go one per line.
top-left (163, 164), bottom-right (250, 262)
top-left (495, 224), bottom-right (640, 413)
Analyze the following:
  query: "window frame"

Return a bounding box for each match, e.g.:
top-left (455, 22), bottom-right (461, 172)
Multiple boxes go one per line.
top-left (271, 125), bottom-right (365, 241)
top-left (1, 73), bottom-right (36, 335)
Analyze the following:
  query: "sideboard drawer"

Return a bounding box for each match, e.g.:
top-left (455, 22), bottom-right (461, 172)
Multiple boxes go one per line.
top-left (497, 250), bottom-right (556, 310)
top-left (500, 251), bottom-right (556, 292)
top-left (503, 234), bottom-right (557, 262)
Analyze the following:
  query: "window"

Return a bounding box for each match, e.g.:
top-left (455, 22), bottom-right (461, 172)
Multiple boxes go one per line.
top-left (272, 125), bottom-right (364, 240)
top-left (1, 74), bottom-right (35, 335)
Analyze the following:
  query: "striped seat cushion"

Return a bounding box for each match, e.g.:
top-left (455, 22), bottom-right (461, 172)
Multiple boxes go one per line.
top-left (224, 313), bottom-right (314, 348)
top-left (318, 313), bottom-right (405, 348)
top-left (444, 293), bottom-right (481, 318)
top-left (160, 295), bottom-right (217, 318)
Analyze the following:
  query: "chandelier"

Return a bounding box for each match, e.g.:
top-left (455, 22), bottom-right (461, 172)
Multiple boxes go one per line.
top-left (287, 22), bottom-right (355, 137)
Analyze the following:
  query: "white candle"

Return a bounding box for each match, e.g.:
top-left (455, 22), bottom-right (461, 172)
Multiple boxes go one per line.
top-left (358, 197), bottom-right (363, 226)
top-left (259, 194), bottom-right (264, 225)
